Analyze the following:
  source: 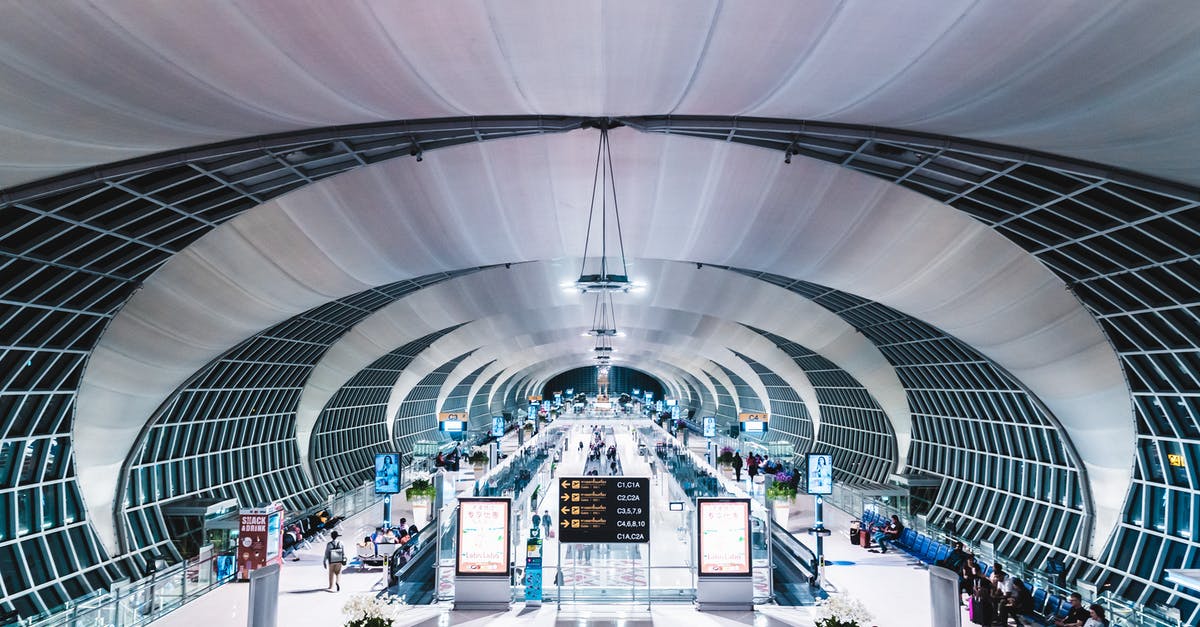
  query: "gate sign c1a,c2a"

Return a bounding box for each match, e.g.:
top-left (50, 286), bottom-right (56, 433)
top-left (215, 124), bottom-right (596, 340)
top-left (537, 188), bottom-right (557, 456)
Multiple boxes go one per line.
top-left (557, 477), bottom-right (650, 543)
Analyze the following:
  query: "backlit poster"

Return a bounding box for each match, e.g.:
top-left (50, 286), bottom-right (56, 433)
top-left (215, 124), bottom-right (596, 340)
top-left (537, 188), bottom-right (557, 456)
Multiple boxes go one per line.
top-left (698, 499), bottom-right (751, 576)
top-left (374, 453), bottom-right (401, 494)
top-left (456, 498), bottom-right (511, 576)
top-left (807, 453), bottom-right (833, 495)
top-left (265, 511), bottom-right (281, 560)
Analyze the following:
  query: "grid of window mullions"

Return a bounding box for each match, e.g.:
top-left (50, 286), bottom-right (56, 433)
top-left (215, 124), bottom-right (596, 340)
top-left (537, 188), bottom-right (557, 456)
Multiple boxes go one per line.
top-left (750, 329), bottom-right (897, 485)
top-left (716, 364), bottom-right (765, 413)
top-left (468, 372), bottom-right (503, 430)
top-left (730, 269), bottom-right (1092, 572)
top-left (703, 371), bottom-right (738, 428)
top-left (119, 280), bottom-right (473, 563)
top-left (441, 363), bottom-right (491, 426)
top-left (734, 353), bottom-right (814, 456)
top-left (310, 327), bottom-right (461, 492)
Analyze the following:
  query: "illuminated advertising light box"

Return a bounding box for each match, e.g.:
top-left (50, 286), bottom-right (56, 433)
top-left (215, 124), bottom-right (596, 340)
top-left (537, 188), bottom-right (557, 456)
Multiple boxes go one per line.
top-left (697, 499), bottom-right (751, 576)
top-left (807, 453), bottom-right (833, 495)
top-left (237, 502), bottom-right (284, 579)
top-left (492, 416), bottom-right (505, 437)
top-left (265, 510), bottom-right (282, 560)
top-left (456, 498), bottom-right (511, 576)
top-left (374, 453), bottom-right (401, 494)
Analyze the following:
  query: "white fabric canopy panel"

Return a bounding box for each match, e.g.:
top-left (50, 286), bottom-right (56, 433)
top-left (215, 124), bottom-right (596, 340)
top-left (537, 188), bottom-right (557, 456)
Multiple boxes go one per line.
top-left (1, 1), bottom-right (1197, 188)
top-left (399, 310), bottom-right (818, 439)
top-left (294, 260), bottom-right (903, 475)
top-left (74, 129), bottom-right (1129, 557)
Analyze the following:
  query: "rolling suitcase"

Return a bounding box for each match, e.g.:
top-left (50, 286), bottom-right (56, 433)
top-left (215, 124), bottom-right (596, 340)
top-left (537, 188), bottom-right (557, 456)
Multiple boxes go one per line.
top-left (859, 528), bottom-right (871, 548)
top-left (849, 521), bottom-right (861, 545)
top-left (968, 594), bottom-right (994, 625)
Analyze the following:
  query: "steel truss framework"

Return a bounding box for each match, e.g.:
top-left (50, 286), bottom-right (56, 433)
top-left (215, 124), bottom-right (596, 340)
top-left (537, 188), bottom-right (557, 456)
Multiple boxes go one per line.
top-left (310, 326), bottom-right (465, 495)
top-left (468, 371), bottom-right (504, 432)
top-left (733, 268), bottom-right (1092, 577)
top-left (732, 354), bottom-right (814, 456)
top-left (0, 115), bottom-right (1197, 618)
top-left (392, 352), bottom-right (473, 456)
top-left (121, 276), bottom-right (479, 568)
top-left (749, 328), bottom-right (896, 487)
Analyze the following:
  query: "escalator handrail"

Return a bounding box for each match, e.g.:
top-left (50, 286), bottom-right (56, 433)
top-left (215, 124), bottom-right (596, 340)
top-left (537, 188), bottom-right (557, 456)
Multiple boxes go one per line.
top-left (770, 518), bottom-right (820, 586)
top-left (388, 518), bottom-right (439, 585)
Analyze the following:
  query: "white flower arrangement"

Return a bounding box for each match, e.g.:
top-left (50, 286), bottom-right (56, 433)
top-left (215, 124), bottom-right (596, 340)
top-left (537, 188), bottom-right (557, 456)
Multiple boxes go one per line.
top-left (815, 595), bottom-right (873, 627)
top-left (342, 594), bottom-right (407, 627)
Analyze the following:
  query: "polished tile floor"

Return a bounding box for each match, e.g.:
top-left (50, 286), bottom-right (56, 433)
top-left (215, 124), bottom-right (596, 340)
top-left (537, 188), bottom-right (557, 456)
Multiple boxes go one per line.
top-left (153, 421), bottom-right (950, 627)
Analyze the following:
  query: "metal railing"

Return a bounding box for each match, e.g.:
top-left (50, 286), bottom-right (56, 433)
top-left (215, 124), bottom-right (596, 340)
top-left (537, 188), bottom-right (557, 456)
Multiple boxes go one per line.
top-left (17, 480), bottom-right (388, 627)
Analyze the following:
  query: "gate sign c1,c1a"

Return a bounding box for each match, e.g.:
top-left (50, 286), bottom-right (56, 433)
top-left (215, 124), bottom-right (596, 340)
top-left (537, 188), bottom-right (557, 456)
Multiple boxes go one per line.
top-left (558, 477), bottom-right (650, 543)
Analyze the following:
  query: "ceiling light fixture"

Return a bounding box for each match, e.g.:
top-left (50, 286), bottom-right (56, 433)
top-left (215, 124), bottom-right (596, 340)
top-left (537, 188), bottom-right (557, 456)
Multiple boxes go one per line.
top-left (576, 121), bottom-right (632, 293)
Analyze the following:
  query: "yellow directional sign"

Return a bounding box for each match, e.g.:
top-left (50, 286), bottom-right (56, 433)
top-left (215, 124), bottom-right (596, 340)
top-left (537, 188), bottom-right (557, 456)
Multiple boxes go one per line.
top-left (557, 476), bottom-right (650, 543)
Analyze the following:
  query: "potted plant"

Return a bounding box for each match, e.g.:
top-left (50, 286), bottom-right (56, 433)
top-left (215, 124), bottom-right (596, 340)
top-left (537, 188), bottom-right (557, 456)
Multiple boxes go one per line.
top-left (342, 593), bottom-right (406, 627)
top-left (467, 449), bottom-right (490, 474)
top-left (767, 471), bottom-right (798, 524)
top-left (406, 478), bottom-right (436, 523)
top-left (815, 595), bottom-right (872, 627)
top-left (716, 447), bottom-right (735, 477)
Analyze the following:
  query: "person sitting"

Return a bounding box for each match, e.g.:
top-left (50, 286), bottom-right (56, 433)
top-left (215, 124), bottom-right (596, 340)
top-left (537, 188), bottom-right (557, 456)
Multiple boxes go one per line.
top-left (1083, 604), bottom-right (1109, 627)
top-left (872, 515), bottom-right (903, 553)
top-left (938, 541), bottom-right (970, 572)
top-left (960, 560), bottom-right (989, 602)
top-left (996, 577), bottom-right (1033, 626)
top-left (1054, 593), bottom-right (1090, 627)
top-left (990, 565), bottom-right (1015, 620)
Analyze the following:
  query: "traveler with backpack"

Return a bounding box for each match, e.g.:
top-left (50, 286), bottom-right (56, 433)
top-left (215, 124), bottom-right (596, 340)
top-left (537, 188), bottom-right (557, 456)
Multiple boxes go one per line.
top-left (323, 530), bottom-right (346, 591)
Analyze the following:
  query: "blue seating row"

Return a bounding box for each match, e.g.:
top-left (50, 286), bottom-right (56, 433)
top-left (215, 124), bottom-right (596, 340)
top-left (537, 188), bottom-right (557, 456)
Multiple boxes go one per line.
top-left (859, 511), bottom-right (1079, 625)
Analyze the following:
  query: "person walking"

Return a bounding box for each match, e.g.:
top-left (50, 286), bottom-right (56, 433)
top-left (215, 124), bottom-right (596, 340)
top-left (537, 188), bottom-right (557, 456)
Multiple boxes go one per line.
top-left (323, 530), bottom-right (346, 592)
top-left (541, 510), bottom-right (552, 537)
top-left (732, 451), bottom-right (744, 482)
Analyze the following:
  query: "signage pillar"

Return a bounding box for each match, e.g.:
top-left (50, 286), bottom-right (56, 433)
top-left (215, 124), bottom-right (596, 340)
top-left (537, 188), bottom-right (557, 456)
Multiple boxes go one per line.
top-left (383, 494), bottom-right (392, 529)
top-left (524, 534), bottom-right (543, 606)
top-left (815, 496), bottom-right (825, 576)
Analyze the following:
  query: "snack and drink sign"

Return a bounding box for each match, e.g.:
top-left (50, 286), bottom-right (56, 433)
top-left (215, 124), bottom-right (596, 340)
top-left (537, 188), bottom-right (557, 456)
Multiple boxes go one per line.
top-left (456, 498), bottom-right (510, 576)
top-left (697, 499), bottom-right (751, 576)
top-left (237, 503), bottom-right (284, 579)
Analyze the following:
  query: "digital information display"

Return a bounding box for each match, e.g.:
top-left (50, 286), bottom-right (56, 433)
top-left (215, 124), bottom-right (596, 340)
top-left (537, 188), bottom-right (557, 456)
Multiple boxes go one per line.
top-left (698, 499), bottom-right (751, 576)
top-left (439, 411), bottom-right (466, 431)
top-left (558, 477), bottom-right (650, 543)
top-left (442, 420), bottom-right (465, 433)
top-left (374, 453), bottom-right (401, 494)
top-left (807, 453), bottom-right (833, 495)
top-left (738, 412), bottom-right (768, 434)
top-left (456, 498), bottom-right (511, 576)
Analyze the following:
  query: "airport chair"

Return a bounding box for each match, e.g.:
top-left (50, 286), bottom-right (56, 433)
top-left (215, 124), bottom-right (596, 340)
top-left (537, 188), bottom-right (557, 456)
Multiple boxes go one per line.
top-left (1045, 595), bottom-right (1062, 620)
top-left (1031, 588), bottom-right (1047, 615)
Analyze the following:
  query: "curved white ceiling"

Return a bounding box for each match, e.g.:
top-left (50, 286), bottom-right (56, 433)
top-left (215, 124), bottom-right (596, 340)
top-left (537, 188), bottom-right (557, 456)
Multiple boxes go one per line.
top-left (391, 311), bottom-right (818, 438)
top-left (293, 261), bottom-right (904, 475)
top-left (1, 1), bottom-right (1197, 188)
top-left (73, 129), bottom-right (1129, 557)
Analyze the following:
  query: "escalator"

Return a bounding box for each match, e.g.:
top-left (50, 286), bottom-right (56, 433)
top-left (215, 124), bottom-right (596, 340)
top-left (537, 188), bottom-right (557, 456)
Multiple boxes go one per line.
top-left (770, 519), bottom-right (824, 606)
top-left (385, 521), bottom-right (439, 604)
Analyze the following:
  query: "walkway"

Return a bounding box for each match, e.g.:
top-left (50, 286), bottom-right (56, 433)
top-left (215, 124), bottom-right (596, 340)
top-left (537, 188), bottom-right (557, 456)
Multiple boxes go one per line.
top-left (152, 418), bottom-right (978, 627)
